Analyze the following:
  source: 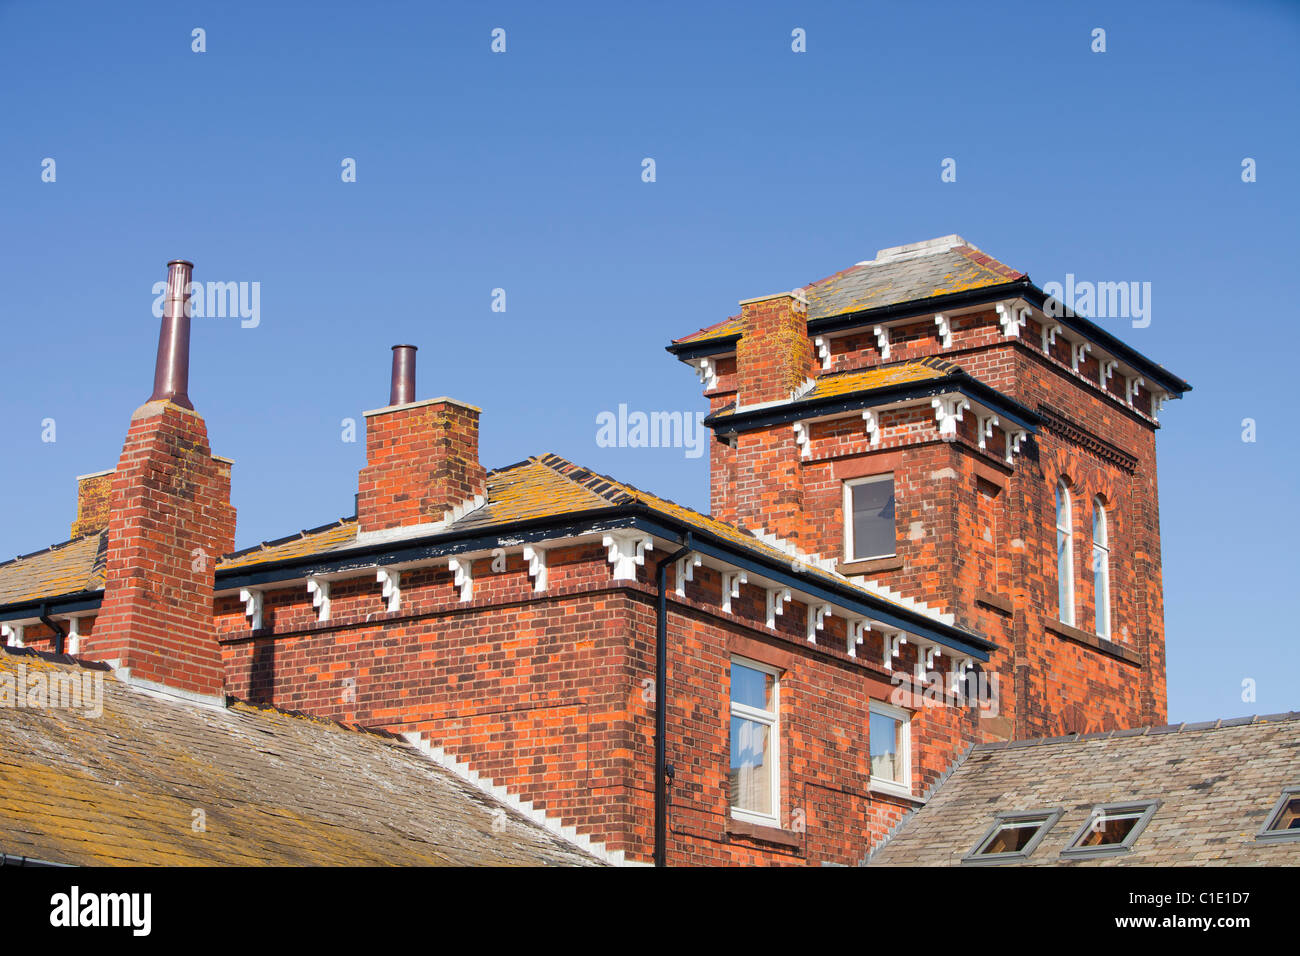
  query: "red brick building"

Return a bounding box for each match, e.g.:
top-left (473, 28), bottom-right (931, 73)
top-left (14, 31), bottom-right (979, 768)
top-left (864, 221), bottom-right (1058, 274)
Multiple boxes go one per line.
top-left (0, 237), bottom-right (1190, 865)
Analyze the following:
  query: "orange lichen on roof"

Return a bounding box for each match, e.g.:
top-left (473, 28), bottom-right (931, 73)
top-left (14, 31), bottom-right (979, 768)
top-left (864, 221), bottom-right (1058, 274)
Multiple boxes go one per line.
top-left (0, 649), bottom-right (599, 866)
top-left (672, 313), bottom-right (744, 346)
top-left (0, 533), bottom-right (106, 606)
top-left (217, 519), bottom-right (357, 571)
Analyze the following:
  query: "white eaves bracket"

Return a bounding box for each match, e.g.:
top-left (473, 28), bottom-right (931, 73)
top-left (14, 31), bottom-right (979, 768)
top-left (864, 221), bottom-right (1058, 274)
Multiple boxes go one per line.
top-left (1042, 323), bottom-right (1062, 353)
top-left (603, 533), bottom-right (653, 582)
top-left (695, 358), bottom-right (718, 390)
top-left (765, 587), bottom-right (792, 629)
top-left (446, 559), bottom-right (472, 602)
top-left (814, 336), bottom-right (831, 370)
top-left (306, 577), bottom-right (331, 622)
top-left (675, 552), bottom-right (702, 597)
top-left (522, 546), bottom-right (547, 592)
top-left (932, 395), bottom-right (970, 438)
top-left (239, 588), bottom-right (264, 630)
top-left (935, 314), bottom-right (952, 348)
top-left (996, 301), bottom-right (1028, 338)
top-left (793, 421), bottom-right (811, 459)
top-left (1, 624), bottom-right (25, 648)
top-left (846, 617), bottom-right (868, 658)
top-left (863, 409), bottom-right (880, 446)
top-left (721, 570), bottom-right (747, 614)
top-left (881, 631), bottom-right (905, 670)
top-left (873, 325), bottom-right (890, 360)
top-left (807, 604), bottom-right (832, 644)
top-left (978, 413), bottom-right (999, 451)
top-left (377, 567), bottom-right (403, 611)
top-left (1005, 429), bottom-right (1028, 464)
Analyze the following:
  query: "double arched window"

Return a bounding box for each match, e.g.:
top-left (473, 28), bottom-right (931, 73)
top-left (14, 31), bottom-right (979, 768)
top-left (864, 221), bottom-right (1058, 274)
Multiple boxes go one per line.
top-left (1056, 481), bottom-right (1075, 626)
top-left (1092, 499), bottom-right (1110, 638)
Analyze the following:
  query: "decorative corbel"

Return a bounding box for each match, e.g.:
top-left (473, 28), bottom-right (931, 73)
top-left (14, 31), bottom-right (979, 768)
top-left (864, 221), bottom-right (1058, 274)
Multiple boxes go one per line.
top-left (446, 559), bottom-right (472, 603)
top-left (1042, 323), bottom-right (1062, 353)
top-left (793, 421), bottom-right (811, 459)
top-left (882, 631), bottom-right (905, 671)
top-left (873, 325), bottom-right (890, 360)
top-left (996, 301), bottom-right (1027, 338)
top-left (1101, 359), bottom-right (1118, 386)
top-left (814, 336), bottom-right (831, 370)
top-left (863, 409), bottom-right (880, 446)
top-left (377, 567), bottom-right (403, 611)
top-left (978, 413), bottom-right (999, 451)
top-left (846, 618), bottom-right (868, 658)
top-left (523, 546), bottom-right (548, 592)
top-left (67, 617), bottom-right (81, 656)
top-left (935, 313), bottom-right (952, 348)
top-left (1125, 375), bottom-right (1144, 407)
top-left (674, 552), bottom-right (701, 598)
top-left (1, 623), bottom-right (25, 648)
top-left (1005, 429), bottom-right (1028, 464)
top-left (764, 587), bottom-right (792, 629)
top-left (721, 570), bottom-right (747, 614)
top-left (806, 604), bottom-right (832, 644)
top-left (306, 577), bottom-right (331, 622)
top-left (1071, 341), bottom-right (1092, 373)
top-left (239, 588), bottom-right (264, 630)
top-left (695, 358), bottom-right (718, 390)
top-left (932, 395), bottom-right (970, 438)
top-left (603, 533), bottom-right (653, 581)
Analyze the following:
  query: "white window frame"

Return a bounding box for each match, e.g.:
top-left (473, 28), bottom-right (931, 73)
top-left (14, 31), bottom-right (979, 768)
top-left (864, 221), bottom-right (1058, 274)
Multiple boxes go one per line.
top-left (1092, 498), bottom-right (1110, 639)
top-left (844, 473), bottom-right (897, 562)
top-left (868, 699), bottom-right (912, 798)
top-left (728, 656), bottom-right (781, 826)
top-left (1056, 481), bottom-right (1075, 627)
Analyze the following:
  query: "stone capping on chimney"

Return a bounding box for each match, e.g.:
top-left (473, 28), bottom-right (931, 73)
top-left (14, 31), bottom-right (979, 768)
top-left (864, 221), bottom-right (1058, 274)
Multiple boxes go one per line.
top-left (363, 396), bottom-right (483, 418)
top-left (738, 288), bottom-right (809, 310)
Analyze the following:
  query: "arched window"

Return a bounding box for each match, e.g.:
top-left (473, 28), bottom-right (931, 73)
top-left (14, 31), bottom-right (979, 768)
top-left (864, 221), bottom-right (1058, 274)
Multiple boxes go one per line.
top-left (1056, 481), bottom-right (1074, 626)
top-left (1092, 499), bottom-right (1110, 639)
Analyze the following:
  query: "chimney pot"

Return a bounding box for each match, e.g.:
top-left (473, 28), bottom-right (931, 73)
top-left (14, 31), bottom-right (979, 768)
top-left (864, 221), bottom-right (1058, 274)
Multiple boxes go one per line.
top-left (148, 259), bottom-right (195, 409)
top-left (390, 344), bottom-right (418, 406)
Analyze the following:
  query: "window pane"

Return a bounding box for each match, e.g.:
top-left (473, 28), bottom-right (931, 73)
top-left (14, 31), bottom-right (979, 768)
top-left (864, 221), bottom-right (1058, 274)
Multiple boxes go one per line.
top-left (1271, 797), bottom-right (1300, 831)
top-left (1056, 486), bottom-right (1069, 528)
top-left (1078, 811), bottom-right (1141, 847)
top-left (1094, 544), bottom-right (1109, 637)
top-left (1092, 504), bottom-right (1106, 546)
top-left (852, 479), bottom-right (896, 559)
top-left (983, 821), bottom-right (1042, 855)
top-left (731, 662), bottom-right (774, 712)
top-left (870, 711), bottom-right (902, 783)
top-left (729, 716), bottom-right (772, 814)
top-left (1057, 529), bottom-right (1073, 623)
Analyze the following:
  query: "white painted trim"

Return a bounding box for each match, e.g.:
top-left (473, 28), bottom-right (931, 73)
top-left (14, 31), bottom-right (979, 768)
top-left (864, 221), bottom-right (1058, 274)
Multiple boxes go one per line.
top-left (400, 732), bottom-right (635, 865)
top-left (239, 588), bottom-right (263, 630)
top-left (447, 559), bottom-right (472, 602)
top-left (869, 699), bottom-right (913, 797)
top-left (729, 656), bottom-right (781, 825)
top-left (522, 546), bottom-right (547, 592)
top-left (306, 577), bottom-right (331, 621)
top-left (377, 567), bottom-right (403, 611)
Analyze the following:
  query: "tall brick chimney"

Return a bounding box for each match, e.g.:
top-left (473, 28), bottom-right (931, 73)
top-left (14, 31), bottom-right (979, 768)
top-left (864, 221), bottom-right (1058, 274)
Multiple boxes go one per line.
top-left (736, 291), bottom-right (816, 408)
top-left (358, 345), bottom-right (487, 533)
top-left (85, 260), bottom-right (236, 701)
top-left (717, 291), bottom-right (817, 545)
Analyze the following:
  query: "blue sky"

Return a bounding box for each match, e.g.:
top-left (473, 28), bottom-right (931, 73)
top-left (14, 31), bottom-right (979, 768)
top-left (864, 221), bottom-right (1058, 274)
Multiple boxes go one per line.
top-left (1, 0), bottom-right (1296, 722)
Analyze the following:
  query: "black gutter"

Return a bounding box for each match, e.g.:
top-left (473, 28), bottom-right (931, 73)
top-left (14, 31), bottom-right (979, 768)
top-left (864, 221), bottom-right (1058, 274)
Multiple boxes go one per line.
top-left (704, 371), bottom-right (1041, 436)
top-left (38, 601), bottom-right (66, 655)
top-left (0, 589), bottom-right (103, 625)
top-left (653, 532), bottom-right (693, 867)
top-left (666, 277), bottom-right (1191, 397)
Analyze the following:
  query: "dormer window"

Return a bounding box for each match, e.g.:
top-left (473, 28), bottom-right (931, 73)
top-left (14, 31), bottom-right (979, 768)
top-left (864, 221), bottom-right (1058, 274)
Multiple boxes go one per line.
top-left (1257, 787), bottom-right (1300, 842)
top-left (1061, 801), bottom-right (1158, 857)
top-left (845, 475), bottom-right (896, 561)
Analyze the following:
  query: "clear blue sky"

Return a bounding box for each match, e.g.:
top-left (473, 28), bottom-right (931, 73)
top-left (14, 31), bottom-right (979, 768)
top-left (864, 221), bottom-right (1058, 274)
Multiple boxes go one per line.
top-left (1, 1), bottom-right (1296, 723)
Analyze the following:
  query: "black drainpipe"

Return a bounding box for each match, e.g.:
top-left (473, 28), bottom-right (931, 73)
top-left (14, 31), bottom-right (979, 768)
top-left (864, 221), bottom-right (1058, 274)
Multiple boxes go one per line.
top-left (38, 602), bottom-right (66, 656)
top-left (653, 532), bottom-right (693, 867)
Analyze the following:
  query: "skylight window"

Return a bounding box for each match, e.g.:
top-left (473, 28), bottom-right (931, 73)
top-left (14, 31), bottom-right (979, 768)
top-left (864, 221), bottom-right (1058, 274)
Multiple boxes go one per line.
top-left (962, 809), bottom-right (1063, 865)
top-left (1256, 787), bottom-right (1300, 842)
top-left (1061, 801), bottom-right (1159, 857)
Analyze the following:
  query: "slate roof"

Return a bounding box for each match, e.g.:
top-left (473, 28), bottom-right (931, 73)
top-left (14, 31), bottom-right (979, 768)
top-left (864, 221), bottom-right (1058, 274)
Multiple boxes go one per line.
top-left (0, 453), bottom-right (974, 643)
top-left (866, 713), bottom-right (1300, 866)
top-left (0, 647), bottom-right (600, 866)
top-left (673, 236), bottom-right (1024, 347)
top-left (0, 533), bottom-right (106, 607)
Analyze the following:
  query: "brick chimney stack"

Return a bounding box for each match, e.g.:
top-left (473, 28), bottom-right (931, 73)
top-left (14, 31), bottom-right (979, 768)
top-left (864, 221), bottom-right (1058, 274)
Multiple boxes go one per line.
top-left (736, 291), bottom-right (816, 408)
top-left (70, 469), bottom-right (115, 538)
top-left (85, 260), bottom-right (236, 701)
top-left (358, 345), bottom-right (487, 533)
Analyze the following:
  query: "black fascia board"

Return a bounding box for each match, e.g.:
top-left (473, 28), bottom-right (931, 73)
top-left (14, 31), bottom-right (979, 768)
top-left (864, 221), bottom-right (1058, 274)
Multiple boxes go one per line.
top-left (212, 504), bottom-right (993, 660)
top-left (703, 372), bottom-right (1041, 437)
top-left (666, 277), bottom-right (1191, 397)
top-left (0, 590), bottom-right (104, 623)
top-left (665, 334), bottom-right (741, 361)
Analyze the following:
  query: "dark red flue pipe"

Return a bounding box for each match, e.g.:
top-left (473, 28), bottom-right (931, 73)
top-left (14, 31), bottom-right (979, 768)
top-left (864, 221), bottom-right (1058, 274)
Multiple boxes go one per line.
top-left (148, 259), bottom-right (195, 409)
top-left (390, 344), bottom-right (417, 405)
